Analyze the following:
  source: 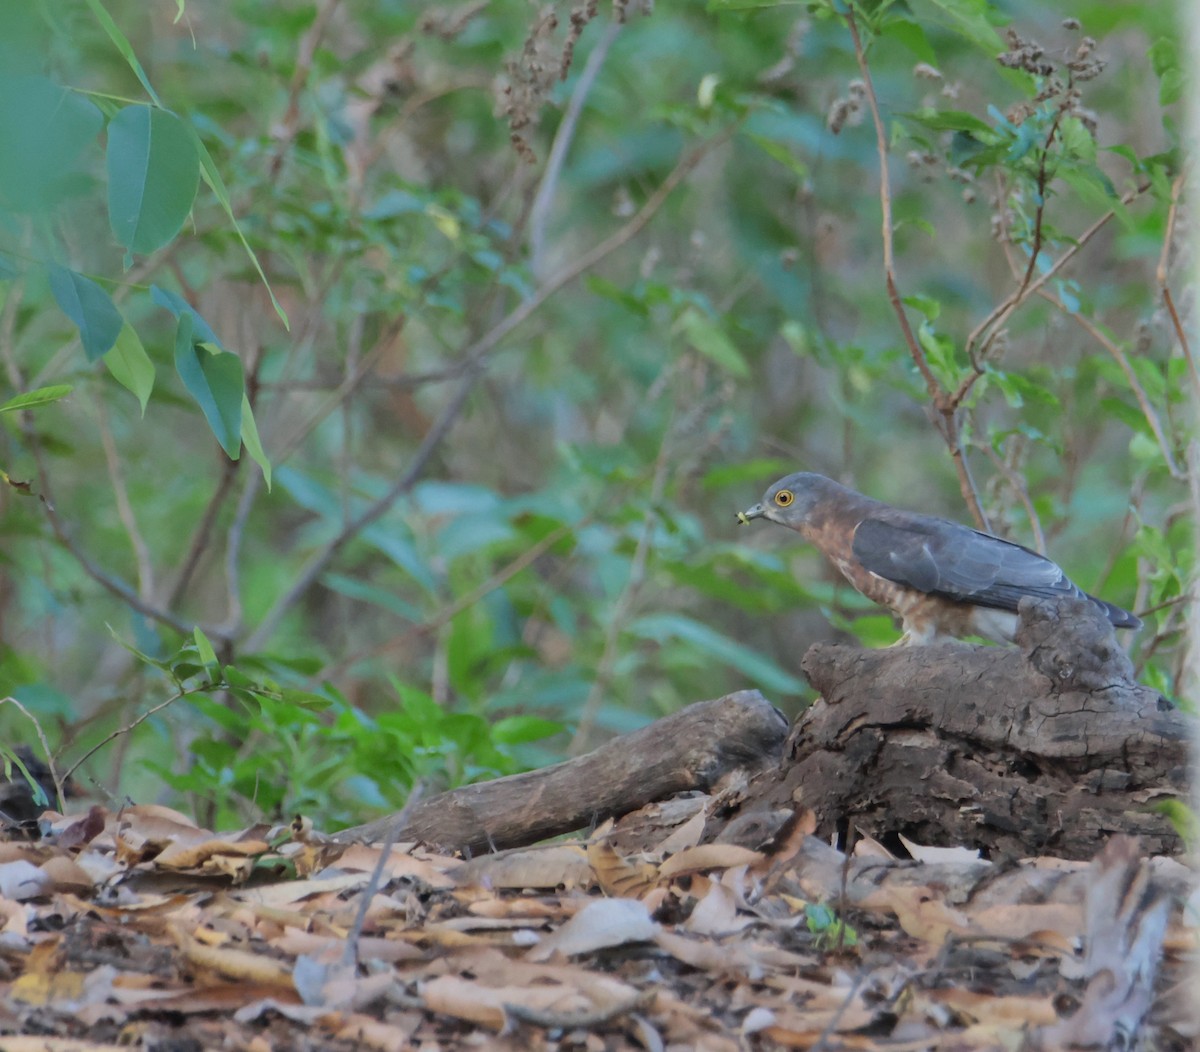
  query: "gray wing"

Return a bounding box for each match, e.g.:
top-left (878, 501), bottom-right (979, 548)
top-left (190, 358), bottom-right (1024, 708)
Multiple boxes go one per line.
top-left (851, 515), bottom-right (1080, 613)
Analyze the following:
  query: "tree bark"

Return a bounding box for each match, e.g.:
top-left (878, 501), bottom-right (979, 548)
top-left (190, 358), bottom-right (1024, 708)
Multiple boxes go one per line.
top-left (737, 597), bottom-right (1190, 860)
top-left (334, 689), bottom-right (787, 854)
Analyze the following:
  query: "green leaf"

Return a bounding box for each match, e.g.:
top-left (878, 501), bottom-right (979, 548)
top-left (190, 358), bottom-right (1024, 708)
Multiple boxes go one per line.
top-left (705, 0), bottom-right (784, 10)
top-left (321, 573), bottom-right (422, 621)
top-left (47, 264), bottom-right (123, 361)
top-left (240, 394), bottom-right (271, 488)
top-left (106, 623), bottom-right (172, 674)
top-left (917, 320), bottom-right (961, 387)
top-left (0, 74), bottom-right (103, 212)
top-left (904, 109), bottom-right (995, 138)
top-left (880, 18), bottom-right (936, 64)
top-left (279, 688), bottom-right (334, 711)
top-left (490, 715), bottom-right (563, 745)
top-left (745, 133), bottom-right (809, 179)
top-left (629, 613), bottom-right (806, 696)
top-left (151, 284), bottom-right (223, 346)
top-left (701, 458), bottom-right (795, 490)
top-left (902, 294), bottom-right (941, 321)
top-left (676, 306), bottom-right (749, 378)
top-left (985, 367), bottom-right (1059, 410)
top-left (193, 627), bottom-right (219, 668)
top-left (909, 0), bottom-right (1005, 54)
top-left (173, 313), bottom-right (244, 458)
top-left (193, 131), bottom-right (289, 330)
top-left (103, 323), bottom-right (155, 413)
top-left (106, 105), bottom-right (200, 254)
top-left (0, 385), bottom-right (72, 414)
top-left (1147, 37), bottom-right (1178, 80)
top-left (82, 0), bottom-right (163, 106)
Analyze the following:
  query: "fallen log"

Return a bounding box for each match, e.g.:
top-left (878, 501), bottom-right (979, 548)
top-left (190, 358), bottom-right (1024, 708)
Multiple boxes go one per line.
top-left (736, 596), bottom-right (1190, 859)
top-left (335, 689), bottom-right (787, 853)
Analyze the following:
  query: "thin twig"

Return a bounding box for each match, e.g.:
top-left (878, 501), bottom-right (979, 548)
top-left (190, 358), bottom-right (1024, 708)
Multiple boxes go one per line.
top-left (343, 782), bottom-right (424, 967)
top-left (962, 180), bottom-right (1154, 385)
top-left (0, 696), bottom-right (64, 812)
top-left (321, 522), bottom-right (578, 681)
top-left (810, 968), bottom-right (868, 1052)
top-left (1039, 289), bottom-right (1185, 479)
top-left (267, 0), bottom-right (343, 179)
top-left (1155, 171), bottom-right (1198, 401)
top-left (62, 689), bottom-right (187, 783)
top-left (245, 129), bottom-right (734, 651)
top-left (0, 288), bottom-right (196, 638)
top-left (568, 423), bottom-right (674, 756)
top-left (271, 315), bottom-right (406, 467)
top-left (844, 11), bottom-right (939, 404)
top-left (220, 470), bottom-right (262, 636)
top-left (1016, 111), bottom-right (1064, 298)
top-left (844, 9), bottom-right (987, 529)
top-left (166, 456), bottom-right (240, 609)
top-left (954, 111), bottom-right (1065, 405)
top-left (529, 19), bottom-right (623, 279)
top-left (94, 397), bottom-right (156, 600)
top-left (980, 441), bottom-right (1046, 553)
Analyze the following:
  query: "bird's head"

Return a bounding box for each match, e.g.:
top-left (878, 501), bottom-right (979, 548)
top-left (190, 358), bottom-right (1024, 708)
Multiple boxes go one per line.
top-left (737, 472), bottom-right (835, 529)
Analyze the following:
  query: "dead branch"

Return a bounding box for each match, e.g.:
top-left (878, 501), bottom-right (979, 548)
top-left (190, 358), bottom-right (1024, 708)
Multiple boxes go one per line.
top-left (334, 689), bottom-right (787, 854)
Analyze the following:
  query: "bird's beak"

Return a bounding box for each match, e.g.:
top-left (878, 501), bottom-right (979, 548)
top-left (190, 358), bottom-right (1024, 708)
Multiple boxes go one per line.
top-left (736, 503), bottom-right (765, 525)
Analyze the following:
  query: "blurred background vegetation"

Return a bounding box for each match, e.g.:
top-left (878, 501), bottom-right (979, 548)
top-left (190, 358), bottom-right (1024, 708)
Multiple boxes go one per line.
top-left (0, 0), bottom-right (1191, 829)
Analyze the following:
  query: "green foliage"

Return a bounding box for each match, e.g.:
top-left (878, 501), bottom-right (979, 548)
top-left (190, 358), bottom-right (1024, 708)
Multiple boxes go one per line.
top-left (0, 0), bottom-right (1190, 827)
top-left (805, 901), bottom-right (859, 949)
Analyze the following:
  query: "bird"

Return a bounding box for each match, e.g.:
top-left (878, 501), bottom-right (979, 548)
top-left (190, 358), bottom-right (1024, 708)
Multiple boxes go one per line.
top-left (736, 471), bottom-right (1141, 645)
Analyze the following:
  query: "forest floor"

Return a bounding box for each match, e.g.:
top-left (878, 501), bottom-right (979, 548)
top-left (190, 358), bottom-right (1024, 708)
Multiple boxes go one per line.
top-left (0, 791), bottom-right (1195, 1051)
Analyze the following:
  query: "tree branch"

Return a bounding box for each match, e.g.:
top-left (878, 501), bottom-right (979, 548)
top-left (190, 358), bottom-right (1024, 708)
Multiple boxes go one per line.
top-left (243, 129), bottom-right (734, 651)
top-left (529, 19), bottom-right (623, 279)
top-left (1155, 170), bottom-right (1197, 401)
top-left (844, 9), bottom-right (987, 530)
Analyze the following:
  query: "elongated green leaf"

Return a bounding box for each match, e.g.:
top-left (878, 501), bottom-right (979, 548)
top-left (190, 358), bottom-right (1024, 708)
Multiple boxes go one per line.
top-left (47, 264), bottom-right (123, 361)
top-left (676, 306), bottom-right (749, 378)
top-left (0, 74), bottom-right (103, 212)
top-left (173, 313), bottom-right (244, 458)
top-left (240, 393), bottom-right (271, 488)
top-left (0, 385), bottom-right (73, 414)
top-left (103, 323), bottom-right (155, 413)
top-left (151, 284), bottom-right (222, 346)
top-left (83, 0), bottom-right (285, 326)
top-left (107, 105), bottom-right (199, 254)
top-left (909, 0), bottom-right (1005, 54)
top-left (82, 0), bottom-right (163, 106)
top-left (193, 133), bottom-right (289, 329)
top-left (629, 613), bottom-right (806, 696)
top-left (193, 627), bottom-right (219, 668)
top-left (904, 109), bottom-right (996, 138)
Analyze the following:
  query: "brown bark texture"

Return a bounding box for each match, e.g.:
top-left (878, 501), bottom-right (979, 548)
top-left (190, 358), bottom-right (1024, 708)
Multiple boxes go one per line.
top-left (747, 596), bottom-right (1190, 859)
top-left (335, 689), bottom-right (788, 854)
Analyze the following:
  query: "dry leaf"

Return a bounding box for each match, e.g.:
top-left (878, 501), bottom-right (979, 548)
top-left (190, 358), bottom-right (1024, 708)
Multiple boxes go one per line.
top-left (659, 844), bottom-right (764, 879)
top-left (451, 844), bottom-right (591, 890)
top-left (587, 835), bottom-right (658, 898)
top-left (526, 897), bottom-right (657, 961)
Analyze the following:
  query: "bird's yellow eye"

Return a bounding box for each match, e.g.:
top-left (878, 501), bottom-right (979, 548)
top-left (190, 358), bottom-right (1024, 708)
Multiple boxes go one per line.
top-left (774, 489), bottom-right (794, 507)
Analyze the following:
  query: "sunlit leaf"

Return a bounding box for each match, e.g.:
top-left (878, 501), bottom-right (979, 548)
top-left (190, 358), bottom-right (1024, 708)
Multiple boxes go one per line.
top-left (103, 323), bottom-right (155, 413)
top-left (0, 385), bottom-right (73, 414)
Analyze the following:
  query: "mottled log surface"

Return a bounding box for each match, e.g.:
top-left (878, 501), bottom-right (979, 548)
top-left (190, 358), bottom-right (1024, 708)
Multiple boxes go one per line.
top-left (733, 597), bottom-right (1191, 860)
top-left (335, 690), bottom-right (787, 854)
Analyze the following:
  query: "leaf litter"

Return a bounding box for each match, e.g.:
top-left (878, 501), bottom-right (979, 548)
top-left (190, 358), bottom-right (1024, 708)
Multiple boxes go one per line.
top-left (0, 797), bottom-right (1194, 1050)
